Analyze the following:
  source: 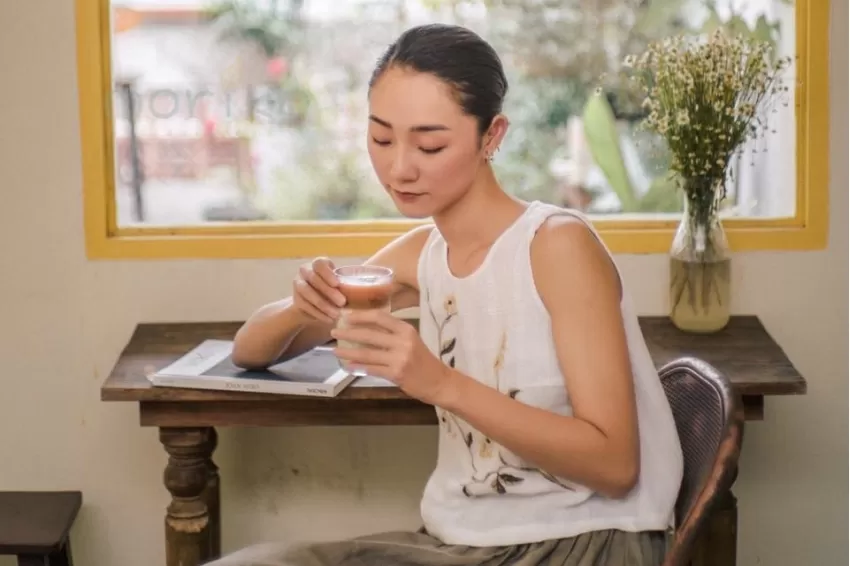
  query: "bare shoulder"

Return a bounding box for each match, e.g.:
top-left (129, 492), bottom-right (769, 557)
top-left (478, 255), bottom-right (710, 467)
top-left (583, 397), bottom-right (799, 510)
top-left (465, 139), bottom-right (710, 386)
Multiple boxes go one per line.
top-left (365, 224), bottom-right (435, 307)
top-left (368, 224), bottom-right (434, 276)
top-left (529, 214), bottom-right (621, 311)
top-left (372, 223), bottom-right (435, 257)
top-left (531, 214), bottom-right (598, 255)
top-left (401, 222), bottom-right (438, 249)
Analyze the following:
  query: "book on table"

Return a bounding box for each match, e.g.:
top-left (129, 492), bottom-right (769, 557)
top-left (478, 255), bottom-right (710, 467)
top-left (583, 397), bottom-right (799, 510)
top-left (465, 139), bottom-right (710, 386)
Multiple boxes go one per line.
top-left (145, 339), bottom-right (358, 397)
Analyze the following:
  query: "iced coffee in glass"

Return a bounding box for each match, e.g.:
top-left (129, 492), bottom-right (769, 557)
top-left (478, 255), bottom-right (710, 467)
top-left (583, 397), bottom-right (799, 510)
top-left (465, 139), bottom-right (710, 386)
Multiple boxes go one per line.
top-left (334, 265), bottom-right (394, 373)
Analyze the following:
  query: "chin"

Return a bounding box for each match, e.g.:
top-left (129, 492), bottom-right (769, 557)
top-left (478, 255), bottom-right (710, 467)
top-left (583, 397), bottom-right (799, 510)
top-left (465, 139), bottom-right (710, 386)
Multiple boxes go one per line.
top-left (389, 193), bottom-right (437, 219)
top-left (394, 203), bottom-right (433, 220)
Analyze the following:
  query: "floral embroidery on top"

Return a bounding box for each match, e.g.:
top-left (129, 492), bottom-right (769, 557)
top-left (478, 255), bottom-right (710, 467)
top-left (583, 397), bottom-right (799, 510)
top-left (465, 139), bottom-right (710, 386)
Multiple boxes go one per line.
top-left (492, 329), bottom-right (507, 390)
top-left (428, 289), bottom-right (460, 440)
top-left (477, 330), bottom-right (506, 461)
top-left (443, 295), bottom-right (457, 317)
top-left (425, 285), bottom-right (575, 498)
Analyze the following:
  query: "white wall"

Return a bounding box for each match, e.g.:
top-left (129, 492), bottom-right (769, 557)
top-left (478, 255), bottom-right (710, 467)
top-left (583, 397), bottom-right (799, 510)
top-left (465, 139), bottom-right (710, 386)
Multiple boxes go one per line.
top-left (0, 1), bottom-right (846, 565)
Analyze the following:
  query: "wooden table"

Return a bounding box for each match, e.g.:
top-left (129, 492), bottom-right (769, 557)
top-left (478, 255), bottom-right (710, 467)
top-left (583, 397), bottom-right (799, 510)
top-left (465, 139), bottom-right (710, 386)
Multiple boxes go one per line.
top-left (101, 316), bottom-right (806, 566)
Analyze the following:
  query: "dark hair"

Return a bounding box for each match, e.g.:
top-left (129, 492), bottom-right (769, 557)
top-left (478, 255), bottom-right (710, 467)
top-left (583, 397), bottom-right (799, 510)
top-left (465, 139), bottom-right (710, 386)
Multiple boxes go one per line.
top-left (369, 23), bottom-right (509, 137)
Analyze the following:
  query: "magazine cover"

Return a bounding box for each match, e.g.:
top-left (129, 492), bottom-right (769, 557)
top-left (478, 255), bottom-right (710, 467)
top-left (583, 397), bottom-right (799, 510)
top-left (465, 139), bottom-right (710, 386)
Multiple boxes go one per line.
top-left (146, 339), bottom-right (356, 397)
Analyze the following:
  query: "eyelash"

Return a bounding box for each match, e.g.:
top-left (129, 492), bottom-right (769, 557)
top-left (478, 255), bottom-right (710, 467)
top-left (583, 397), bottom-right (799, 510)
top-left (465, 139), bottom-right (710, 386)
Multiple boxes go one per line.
top-left (371, 138), bottom-right (445, 155)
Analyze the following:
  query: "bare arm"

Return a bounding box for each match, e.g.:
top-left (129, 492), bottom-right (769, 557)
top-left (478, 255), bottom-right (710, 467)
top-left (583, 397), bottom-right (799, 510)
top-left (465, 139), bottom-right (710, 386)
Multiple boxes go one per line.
top-left (231, 224), bottom-right (434, 369)
top-left (439, 217), bottom-right (640, 498)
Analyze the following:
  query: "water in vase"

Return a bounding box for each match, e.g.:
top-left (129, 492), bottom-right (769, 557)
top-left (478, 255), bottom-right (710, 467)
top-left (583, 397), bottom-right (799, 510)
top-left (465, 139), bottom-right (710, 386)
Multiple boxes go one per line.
top-left (669, 257), bottom-right (731, 333)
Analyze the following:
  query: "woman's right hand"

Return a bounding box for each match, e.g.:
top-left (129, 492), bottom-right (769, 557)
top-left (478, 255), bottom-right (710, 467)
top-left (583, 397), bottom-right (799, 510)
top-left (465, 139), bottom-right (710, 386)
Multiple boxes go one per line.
top-left (292, 257), bottom-right (348, 325)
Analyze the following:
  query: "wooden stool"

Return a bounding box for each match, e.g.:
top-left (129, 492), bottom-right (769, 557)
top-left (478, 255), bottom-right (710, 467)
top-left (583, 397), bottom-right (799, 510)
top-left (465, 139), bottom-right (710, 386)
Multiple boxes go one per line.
top-left (0, 491), bottom-right (81, 566)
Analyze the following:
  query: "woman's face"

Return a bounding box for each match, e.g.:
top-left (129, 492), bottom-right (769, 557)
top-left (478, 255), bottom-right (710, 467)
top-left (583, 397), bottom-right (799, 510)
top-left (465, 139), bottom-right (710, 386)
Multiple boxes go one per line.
top-left (366, 66), bottom-right (489, 219)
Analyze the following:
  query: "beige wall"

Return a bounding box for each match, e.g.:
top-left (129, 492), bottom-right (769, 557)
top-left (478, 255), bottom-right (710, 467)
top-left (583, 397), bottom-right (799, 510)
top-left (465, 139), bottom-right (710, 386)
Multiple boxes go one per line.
top-left (0, 2), bottom-right (846, 565)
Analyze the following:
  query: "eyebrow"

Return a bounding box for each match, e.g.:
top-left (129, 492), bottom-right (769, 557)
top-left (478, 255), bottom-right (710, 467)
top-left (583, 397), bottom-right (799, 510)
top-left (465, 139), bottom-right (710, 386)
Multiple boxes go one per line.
top-left (369, 114), bottom-right (449, 132)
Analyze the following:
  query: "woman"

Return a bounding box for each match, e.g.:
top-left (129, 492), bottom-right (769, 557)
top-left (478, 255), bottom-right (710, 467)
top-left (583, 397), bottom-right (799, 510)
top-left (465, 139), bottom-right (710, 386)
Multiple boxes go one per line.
top-left (214, 23), bottom-right (683, 566)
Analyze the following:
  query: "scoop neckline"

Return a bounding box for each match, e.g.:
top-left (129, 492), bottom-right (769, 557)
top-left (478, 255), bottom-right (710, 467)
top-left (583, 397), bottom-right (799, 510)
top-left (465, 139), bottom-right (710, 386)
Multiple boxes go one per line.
top-left (442, 200), bottom-right (539, 282)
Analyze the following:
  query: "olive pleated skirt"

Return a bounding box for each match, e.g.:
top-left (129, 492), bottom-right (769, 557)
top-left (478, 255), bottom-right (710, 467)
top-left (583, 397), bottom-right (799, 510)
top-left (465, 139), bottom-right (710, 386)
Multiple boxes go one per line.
top-left (205, 528), bottom-right (667, 566)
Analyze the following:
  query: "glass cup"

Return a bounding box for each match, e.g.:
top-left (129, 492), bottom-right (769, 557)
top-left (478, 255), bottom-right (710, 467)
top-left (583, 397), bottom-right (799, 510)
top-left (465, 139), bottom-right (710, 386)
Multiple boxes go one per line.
top-left (333, 265), bottom-right (394, 375)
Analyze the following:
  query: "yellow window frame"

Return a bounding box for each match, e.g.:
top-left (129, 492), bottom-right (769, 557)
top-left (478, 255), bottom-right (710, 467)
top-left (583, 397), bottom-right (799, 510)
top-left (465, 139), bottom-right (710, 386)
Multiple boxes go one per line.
top-left (75, 0), bottom-right (830, 260)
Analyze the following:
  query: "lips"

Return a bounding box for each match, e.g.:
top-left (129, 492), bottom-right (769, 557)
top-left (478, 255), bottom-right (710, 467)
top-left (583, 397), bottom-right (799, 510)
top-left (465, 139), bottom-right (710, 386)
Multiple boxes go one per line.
top-left (391, 189), bottom-right (425, 201)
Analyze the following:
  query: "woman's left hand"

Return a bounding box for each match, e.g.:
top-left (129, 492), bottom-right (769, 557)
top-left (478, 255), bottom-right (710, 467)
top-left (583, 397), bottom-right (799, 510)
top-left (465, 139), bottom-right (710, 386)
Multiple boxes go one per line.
top-left (331, 309), bottom-right (454, 406)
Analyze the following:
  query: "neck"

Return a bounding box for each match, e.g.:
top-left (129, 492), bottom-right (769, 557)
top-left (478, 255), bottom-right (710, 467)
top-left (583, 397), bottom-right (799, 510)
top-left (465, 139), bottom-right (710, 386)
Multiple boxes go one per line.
top-left (432, 166), bottom-right (527, 253)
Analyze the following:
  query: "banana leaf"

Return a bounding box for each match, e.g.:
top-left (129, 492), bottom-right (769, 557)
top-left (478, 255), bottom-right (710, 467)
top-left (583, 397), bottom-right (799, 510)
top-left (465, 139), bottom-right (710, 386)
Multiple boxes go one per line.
top-left (582, 93), bottom-right (638, 211)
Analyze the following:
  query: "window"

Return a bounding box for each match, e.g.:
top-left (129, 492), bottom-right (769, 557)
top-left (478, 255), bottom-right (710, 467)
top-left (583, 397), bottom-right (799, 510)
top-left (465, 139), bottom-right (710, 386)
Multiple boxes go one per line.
top-left (76, 0), bottom-right (829, 259)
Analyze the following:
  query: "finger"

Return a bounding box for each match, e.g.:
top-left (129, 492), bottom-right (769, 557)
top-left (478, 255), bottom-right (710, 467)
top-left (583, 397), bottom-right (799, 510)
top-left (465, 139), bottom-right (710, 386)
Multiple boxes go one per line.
top-left (334, 345), bottom-right (393, 368)
top-left (343, 308), bottom-right (405, 330)
top-left (313, 258), bottom-right (341, 288)
top-left (312, 257), bottom-right (336, 280)
top-left (295, 279), bottom-right (339, 321)
top-left (295, 294), bottom-right (334, 324)
top-left (340, 362), bottom-right (395, 382)
top-left (305, 264), bottom-right (346, 307)
top-left (331, 326), bottom-right (396, 350)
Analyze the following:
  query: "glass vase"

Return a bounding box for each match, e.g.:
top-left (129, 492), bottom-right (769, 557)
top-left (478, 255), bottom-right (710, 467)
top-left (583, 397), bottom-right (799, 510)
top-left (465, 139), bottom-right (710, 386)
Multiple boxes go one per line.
top-left (668, 196), bottom-right (732, 333)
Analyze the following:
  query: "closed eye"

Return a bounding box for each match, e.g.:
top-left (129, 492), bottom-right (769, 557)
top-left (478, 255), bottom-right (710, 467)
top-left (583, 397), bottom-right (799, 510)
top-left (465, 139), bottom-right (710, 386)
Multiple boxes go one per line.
top-left (371, 137), bottom-right (445, 155)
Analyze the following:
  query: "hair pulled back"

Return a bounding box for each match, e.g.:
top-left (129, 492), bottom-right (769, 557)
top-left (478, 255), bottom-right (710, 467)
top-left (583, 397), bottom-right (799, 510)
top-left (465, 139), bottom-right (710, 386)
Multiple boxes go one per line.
top-left (369, 23), bottom-right (509, 137)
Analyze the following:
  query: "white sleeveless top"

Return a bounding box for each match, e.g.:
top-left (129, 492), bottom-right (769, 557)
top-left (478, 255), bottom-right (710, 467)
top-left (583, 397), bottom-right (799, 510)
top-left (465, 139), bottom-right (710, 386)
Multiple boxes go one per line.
top-left (416, 201), bottom-right (683, 547)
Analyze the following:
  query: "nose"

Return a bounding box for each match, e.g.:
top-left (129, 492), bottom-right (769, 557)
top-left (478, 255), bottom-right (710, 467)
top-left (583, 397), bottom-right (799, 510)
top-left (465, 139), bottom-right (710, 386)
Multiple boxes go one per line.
top-left (389, 147), bottom-right (418, 184)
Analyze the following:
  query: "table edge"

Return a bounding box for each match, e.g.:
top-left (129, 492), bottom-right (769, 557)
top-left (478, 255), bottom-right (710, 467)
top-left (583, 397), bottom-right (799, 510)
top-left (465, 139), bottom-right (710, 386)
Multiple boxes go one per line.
top-left (101, 382), bottom-right (807, 403)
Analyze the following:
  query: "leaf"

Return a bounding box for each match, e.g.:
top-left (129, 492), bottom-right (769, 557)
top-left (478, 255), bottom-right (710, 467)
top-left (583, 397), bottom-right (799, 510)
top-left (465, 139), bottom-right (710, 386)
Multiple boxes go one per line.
top-left (700, 9), bottom-right (723, 34)
top-left (754, 15), bottom-right (773, 41)
top-left (449, 356), bottom-right (455, 368)
top-left (440, 338), bottom-right (456, 357)
top-left (499, 473), bottom-right (524, 484)
top-left (725, 14), bottom-right (753, 39)
top-left (540, 470), bottom-right (575, 491)
top-left (492, 477), bottom-right (506, 494)
top-left (753, 15), bottom-right (779, 57)
top-left (634, 0), bottom-right (690, 35)
top-left (464, 432), bottom-right (473, 448)
top-left (582, 94), bottom-right (639, 211)
top-left (638, 175), bottom-right (683, 213)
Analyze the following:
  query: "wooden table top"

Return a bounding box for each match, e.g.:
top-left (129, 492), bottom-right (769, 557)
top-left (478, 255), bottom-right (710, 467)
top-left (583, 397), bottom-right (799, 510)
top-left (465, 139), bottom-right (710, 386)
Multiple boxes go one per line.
top-left (102, 316), bottom-right (806, 404)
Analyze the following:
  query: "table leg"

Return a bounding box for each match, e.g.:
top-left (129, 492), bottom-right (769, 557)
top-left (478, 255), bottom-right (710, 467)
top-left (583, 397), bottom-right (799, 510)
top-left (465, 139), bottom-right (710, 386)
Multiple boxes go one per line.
top-left (160, 427), bottom-right (216, 566)
top-left (204, 428), bottom-right (221, 558)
